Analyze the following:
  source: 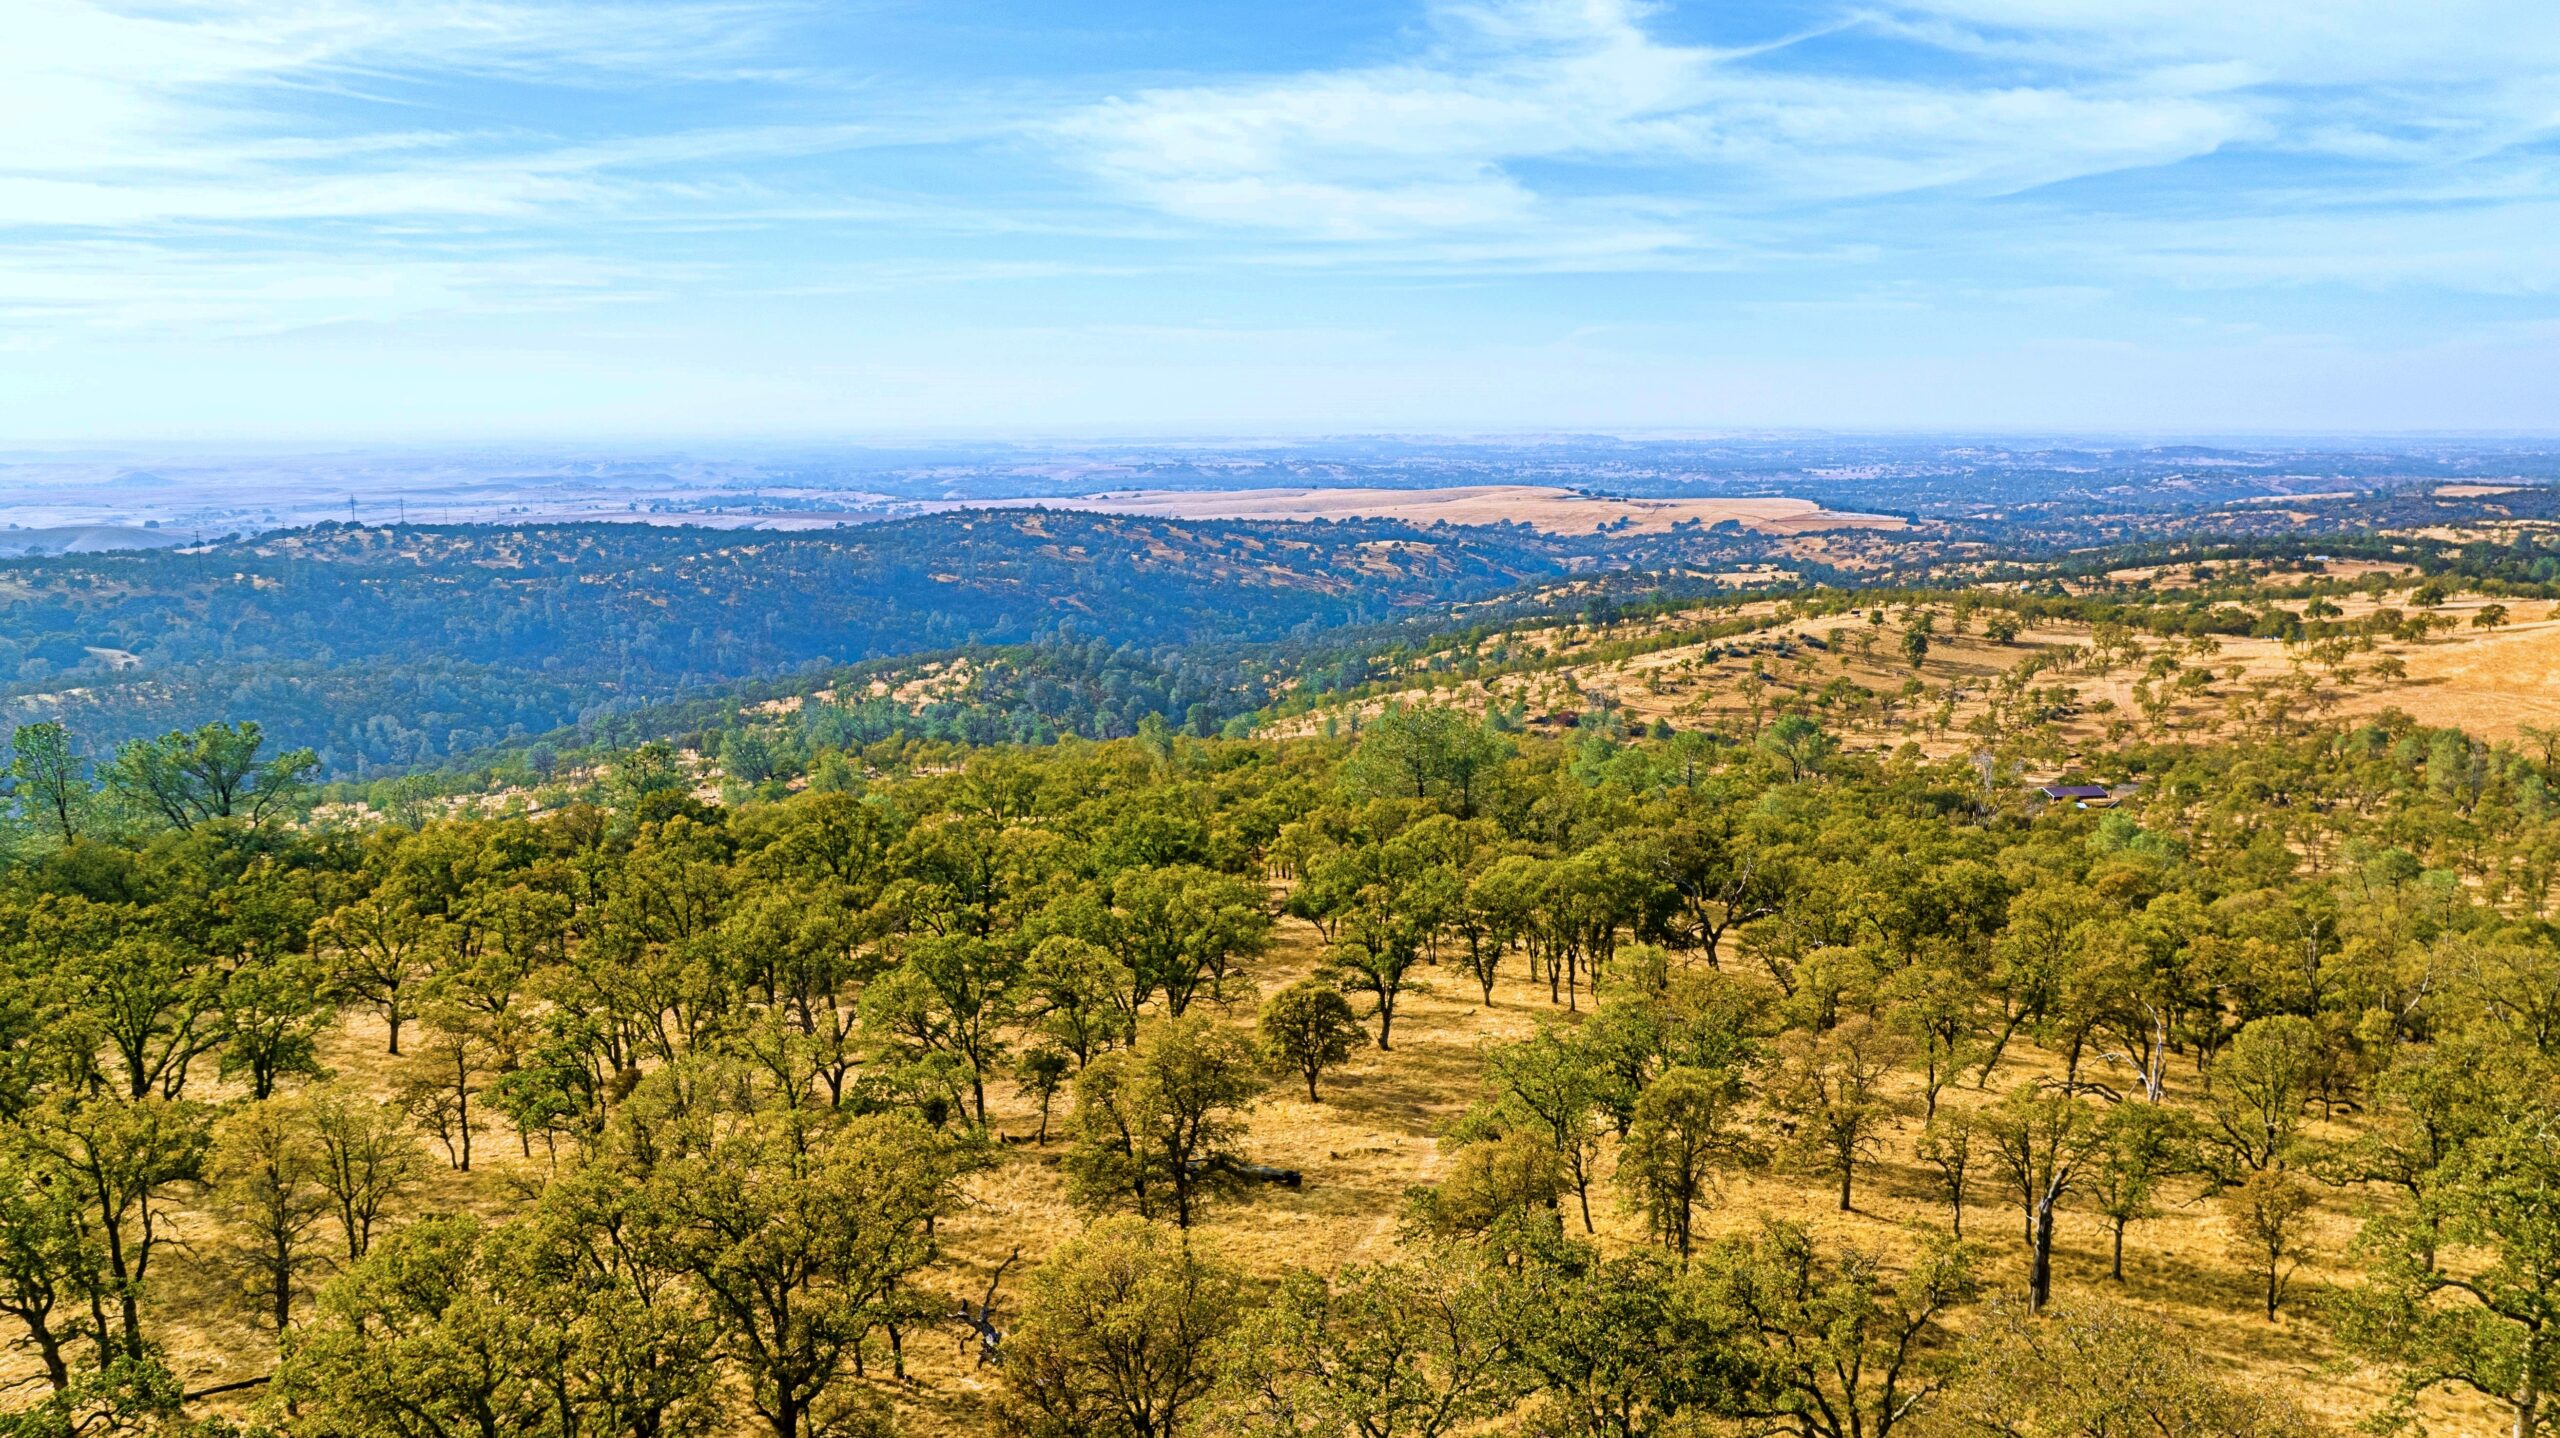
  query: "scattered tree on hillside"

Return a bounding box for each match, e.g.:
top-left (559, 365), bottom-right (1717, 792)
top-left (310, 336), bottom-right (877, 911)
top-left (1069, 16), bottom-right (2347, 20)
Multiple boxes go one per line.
top-left (1217, 1249), bottom-right (1523, 1438)
top-left (205, 1097), bottom-right (332, 1331)
top-left (103, 721), bottom-right (317, 829)
top-left (1068, 1015), bottom-right (1265, 1228)
top-left (1981, 1084), bottom-right (2102, 1314)
top-left (1000, 1218), bottom-right (1243, 1438)
top-left (7, 722), bottom-right (85, 845)
top-left (1766, 1017), bottom-right (1905, 1213)
top-left (1698, 1222), bottom-right (1974, 1438)
top-left (2222, 1168), bottom-right (2315, 1320)
top-left (1258, 979), bottom-right (1364, 1102)
top-left (1617, 1064), bottom-right (1752, 1257)
top-left (1941, 1298), bottom-right (2329, 1437)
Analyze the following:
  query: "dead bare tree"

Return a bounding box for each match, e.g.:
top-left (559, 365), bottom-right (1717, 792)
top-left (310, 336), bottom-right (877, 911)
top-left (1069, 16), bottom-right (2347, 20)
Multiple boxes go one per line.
top-left (954, 1247), bottom-right (1021, 1367)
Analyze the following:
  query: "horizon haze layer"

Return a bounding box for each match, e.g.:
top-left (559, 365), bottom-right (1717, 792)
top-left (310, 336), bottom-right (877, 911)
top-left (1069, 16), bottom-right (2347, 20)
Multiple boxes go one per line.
top-left (3, 433), bottom-right (2554, 548)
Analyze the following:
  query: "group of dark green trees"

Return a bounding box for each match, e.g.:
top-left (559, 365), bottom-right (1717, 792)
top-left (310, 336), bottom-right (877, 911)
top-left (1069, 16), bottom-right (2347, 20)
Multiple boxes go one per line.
top-left (0, 694), bottom-right (2558, 1436)
top-left (0, 512), bottom-right (1784, 776)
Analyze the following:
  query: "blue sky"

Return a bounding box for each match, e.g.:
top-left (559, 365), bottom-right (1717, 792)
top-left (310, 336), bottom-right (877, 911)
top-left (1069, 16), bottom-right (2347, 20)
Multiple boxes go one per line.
top-left (6, 0), bottom-right (2560, 441)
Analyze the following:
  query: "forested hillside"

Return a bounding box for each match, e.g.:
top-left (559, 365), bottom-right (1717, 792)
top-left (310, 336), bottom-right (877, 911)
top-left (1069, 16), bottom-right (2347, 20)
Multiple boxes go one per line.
top-left (0, 701), bottom-right (2553, 1435)
top-left (439, 526), bottom-right (2560, 820)
top-left (18, 501), bottom-right (2560, 793)
top-left (0, 513), bottom-right (1804, 776)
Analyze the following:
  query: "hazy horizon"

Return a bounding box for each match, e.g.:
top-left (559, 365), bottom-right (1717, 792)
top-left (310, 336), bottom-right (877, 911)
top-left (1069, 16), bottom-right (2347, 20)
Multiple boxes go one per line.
top-left (13, 427), bottom-right (2560, 462)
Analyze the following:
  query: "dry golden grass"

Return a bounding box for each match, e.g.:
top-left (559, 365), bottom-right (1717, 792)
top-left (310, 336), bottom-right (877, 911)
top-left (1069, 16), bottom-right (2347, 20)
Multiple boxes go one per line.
top-left (912, 922), bottom-right (2485, 1434)
top-left (955, 486), bottom-right (1906, 537)
top-left (2350, 608), bottom-right (2560, 737)
top-left (1277, 593), bottom-right (2560, 754)
top-left (89, 907), bottom-right (2499, 1435)
top-left (117, 1008), bottom-right (546, 1413)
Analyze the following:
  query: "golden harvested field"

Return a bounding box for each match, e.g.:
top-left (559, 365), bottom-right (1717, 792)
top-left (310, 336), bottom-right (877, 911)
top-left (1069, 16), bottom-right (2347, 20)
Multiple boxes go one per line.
top-left (2365, 609), bottom-right (2560, 736)
top-left (958, 485), bottom-right (1907, 536)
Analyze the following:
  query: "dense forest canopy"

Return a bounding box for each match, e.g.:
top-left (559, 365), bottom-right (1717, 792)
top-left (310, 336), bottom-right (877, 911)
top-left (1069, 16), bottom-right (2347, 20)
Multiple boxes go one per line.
top-left (0, 513), bottom-right (1838, 776)
top-left (0, 692), bottom-right (2552, 1434)
top-left (12, 496), bottom-right (2560, 787)
top-left (283, 518), bottom-right (2560, 824)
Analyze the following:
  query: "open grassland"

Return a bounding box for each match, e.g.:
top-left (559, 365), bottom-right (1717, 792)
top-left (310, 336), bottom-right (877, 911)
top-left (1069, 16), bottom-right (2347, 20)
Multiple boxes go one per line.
top-left (959, 486), bottom-right (1908, 536)
top-left (2365, 606), bottom-right (2560, 736)
top-left (1278, 591), bottom-right (2560, 756)
top-left (124, 910), bottom-right (2484, 1435)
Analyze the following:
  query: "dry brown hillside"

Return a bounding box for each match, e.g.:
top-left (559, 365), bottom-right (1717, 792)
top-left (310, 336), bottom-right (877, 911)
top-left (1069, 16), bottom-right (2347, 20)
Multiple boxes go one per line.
top-left (1277, 592), bottom-right (2560, 757)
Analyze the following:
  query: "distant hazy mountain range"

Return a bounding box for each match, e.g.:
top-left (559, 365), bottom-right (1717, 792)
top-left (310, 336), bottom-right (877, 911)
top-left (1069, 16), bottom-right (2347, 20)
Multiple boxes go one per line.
top-left (0, 524), bottom-right (190, 557)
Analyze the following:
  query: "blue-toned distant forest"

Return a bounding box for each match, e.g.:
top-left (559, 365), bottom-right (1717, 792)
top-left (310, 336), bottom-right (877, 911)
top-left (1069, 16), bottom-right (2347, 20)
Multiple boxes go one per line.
top-left (11, 494), bottom-right (2560, 786)
top-left (0, 512), bottom-right (1823, 776)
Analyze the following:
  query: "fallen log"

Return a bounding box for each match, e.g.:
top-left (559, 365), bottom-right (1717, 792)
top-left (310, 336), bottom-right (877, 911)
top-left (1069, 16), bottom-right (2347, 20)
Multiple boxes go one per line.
top-left (1210, 1156), bottom-right (1303, 1188)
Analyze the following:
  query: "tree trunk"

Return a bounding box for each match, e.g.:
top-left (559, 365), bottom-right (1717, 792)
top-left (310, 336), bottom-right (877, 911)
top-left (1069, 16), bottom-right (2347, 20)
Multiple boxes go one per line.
top-left (2111, 1218), bottom-right (2127, 1282)
top-left (2029, 1202), bottom-right (2057, 1314)
top-left (26, 1322), bottom-right (66, 1391)
top-left (91, 1178), bottom-right (145, 1359)
top-left (272, 1242), bottom-right (293, 1331)
top-left (86, 1289), bottom-right (112, 1371)
top-left (1977, 1013), bottom-right (2027, 1089)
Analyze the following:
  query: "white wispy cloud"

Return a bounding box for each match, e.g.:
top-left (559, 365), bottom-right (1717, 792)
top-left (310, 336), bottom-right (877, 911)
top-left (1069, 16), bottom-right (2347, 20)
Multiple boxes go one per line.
top-left (1872, 1), bottom-right (2560, 169)
top-left (0, 237), bottom-right (701, 338)
top-left (1875, 1), bottom-right (2560, 85)
top-left (9, 0), bottom-right (2560, 406)
top-left (0, 1), bottom-right (954, 335)
top-left (1, 0), bottom-right (796, 223)
top-left (1052, 0), bottom-right (2252, 247)
top-left (1050, 0), bottom-right (2560, 288)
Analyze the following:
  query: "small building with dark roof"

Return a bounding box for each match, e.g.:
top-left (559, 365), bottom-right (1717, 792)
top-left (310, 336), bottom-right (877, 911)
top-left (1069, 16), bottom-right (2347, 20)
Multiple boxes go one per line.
top-left (2036, 783), bottom-right (2116, 808)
